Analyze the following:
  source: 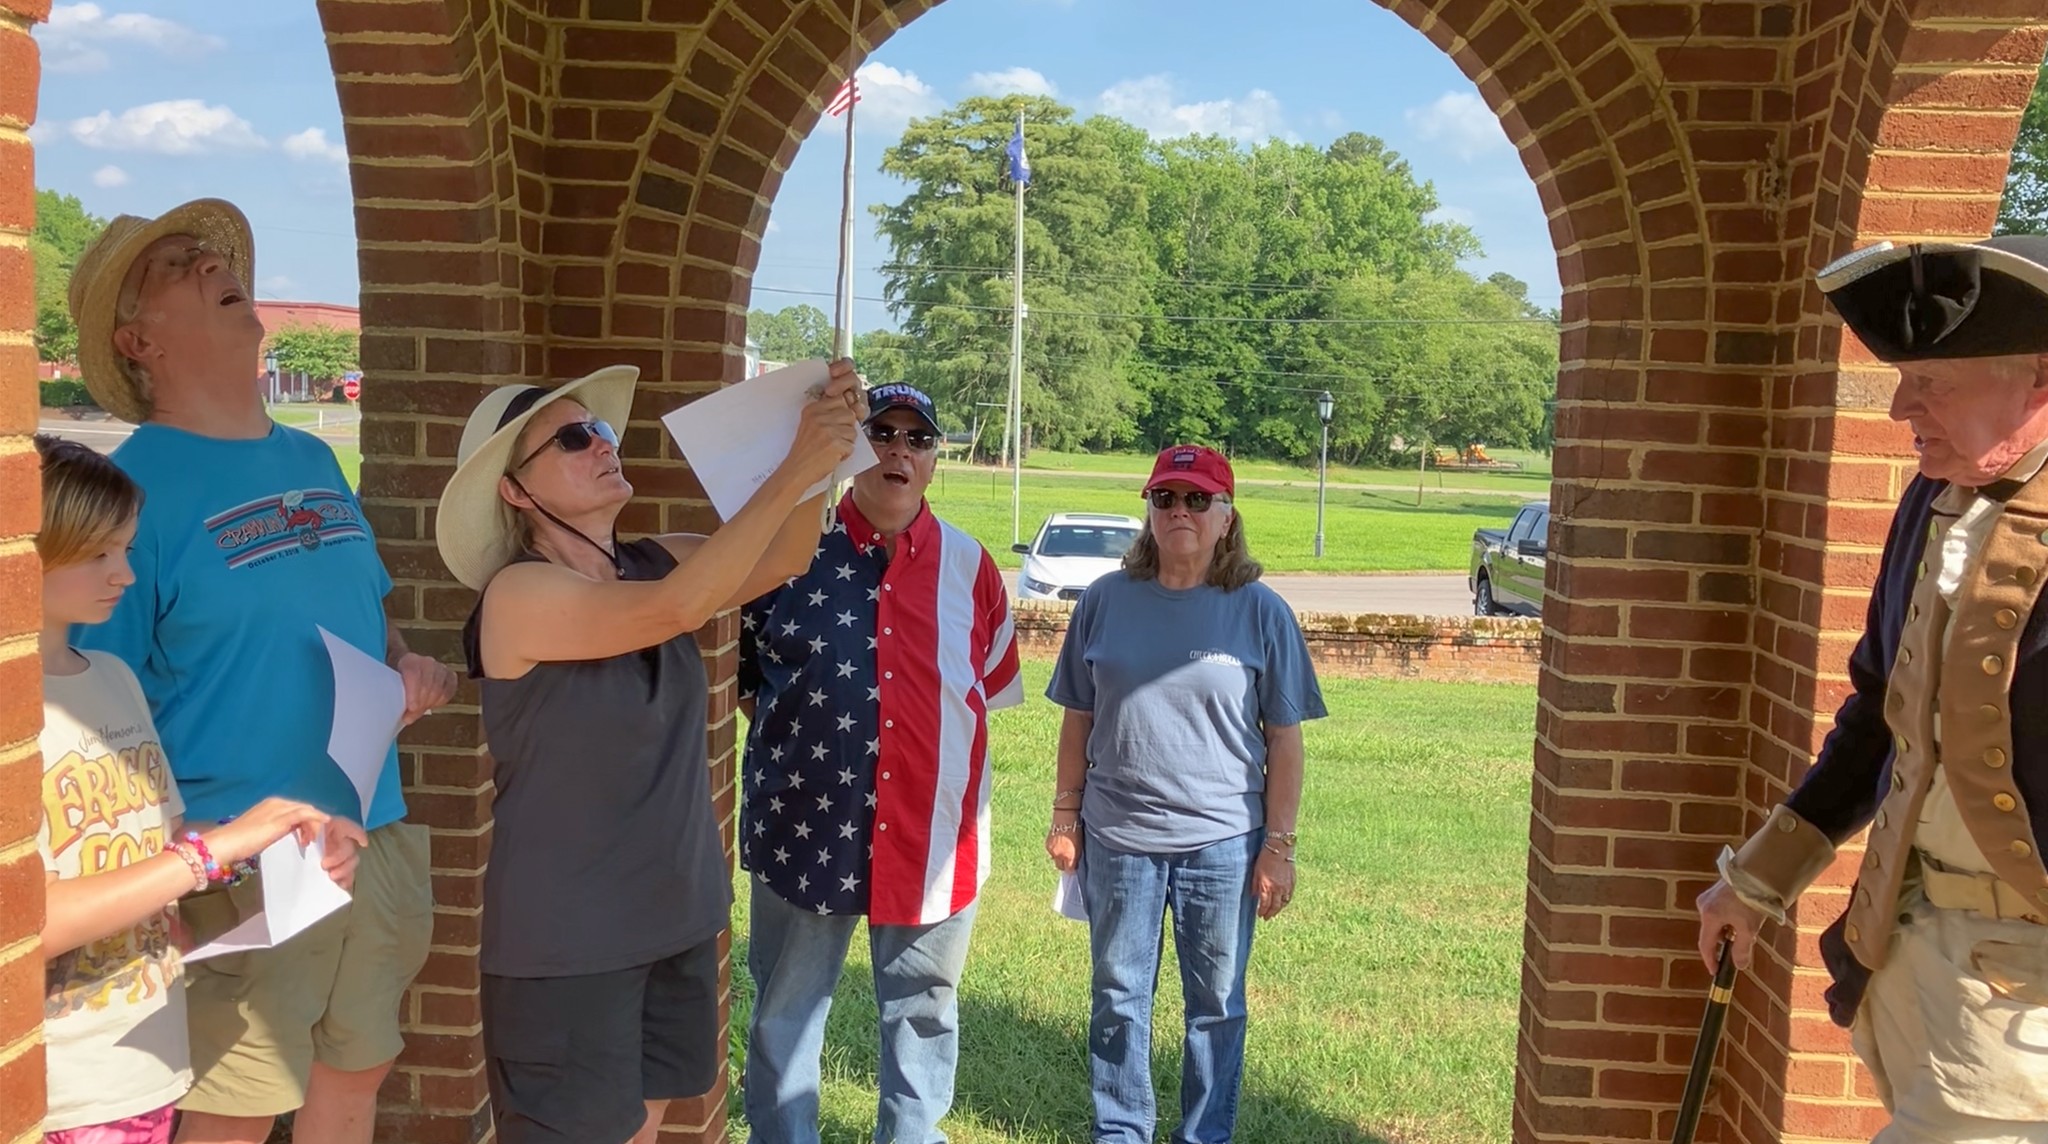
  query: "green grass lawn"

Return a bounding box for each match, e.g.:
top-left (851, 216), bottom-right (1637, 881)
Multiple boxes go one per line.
top-left (1018, 447), bottom-right (1554, 495)
top-left (723, 660), bottom-right (1534, 1144)
top-left (327, 445), bottom-right (1527, 573)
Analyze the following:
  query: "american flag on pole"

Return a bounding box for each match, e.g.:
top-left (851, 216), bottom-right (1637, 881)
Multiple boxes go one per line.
top-left (826, 76), bottom-right (860, 117)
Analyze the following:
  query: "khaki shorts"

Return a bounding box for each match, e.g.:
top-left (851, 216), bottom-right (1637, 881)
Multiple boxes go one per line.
top-left (176, 820), bottom-right (434, 1118)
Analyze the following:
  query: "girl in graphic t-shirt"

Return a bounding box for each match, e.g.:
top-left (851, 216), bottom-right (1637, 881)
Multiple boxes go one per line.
top-left (32, 436), bottom-right (363, 1144)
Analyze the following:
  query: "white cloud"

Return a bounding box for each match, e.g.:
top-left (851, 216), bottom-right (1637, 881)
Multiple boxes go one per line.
top-left (841, 62), bottom-right (940, 130)
top-left (765, 218), bottom-right (781, 235)
top-left (37, 3), bottom-right (224, 74)
top-left (1404, 91), bottom-right (1509, 161)
top-left (90, 164), bottom-right (129, 188)
top-left (1096, 75), bottom-right (1285, 143)
top-left (967, 67), bottom-right (1058, 99)
top-left (1427, 205), bottom-right (1478, 227)
top-left (259, 275), bottom-right (294, 295)
top-left (283, 127), bottom-right (349, 165)
top-left (59, 99), bottom-right (267, 155)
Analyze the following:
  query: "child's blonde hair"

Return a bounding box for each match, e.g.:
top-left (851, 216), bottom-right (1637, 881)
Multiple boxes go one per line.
top-left (34, 434), bottom-right (142, 570)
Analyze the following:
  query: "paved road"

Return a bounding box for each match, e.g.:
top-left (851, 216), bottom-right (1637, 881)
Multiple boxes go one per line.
top-left (37, 412), bottom-right (359, 449)
top-left (1007, 571), bottom-right (1474, 616)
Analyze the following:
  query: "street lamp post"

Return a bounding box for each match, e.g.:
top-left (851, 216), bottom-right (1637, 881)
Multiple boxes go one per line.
top-left (1315, 390), bottom-right (1334, 559)
top-left (264, 349), bottom-right (278, 405)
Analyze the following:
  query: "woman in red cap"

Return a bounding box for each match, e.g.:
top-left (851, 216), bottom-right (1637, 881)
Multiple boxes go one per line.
top-left (1043, 444), bottom-right (1326, 1143)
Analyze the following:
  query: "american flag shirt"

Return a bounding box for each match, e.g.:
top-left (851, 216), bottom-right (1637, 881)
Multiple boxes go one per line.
top-left (738, 494), bottom-right (1024, 924)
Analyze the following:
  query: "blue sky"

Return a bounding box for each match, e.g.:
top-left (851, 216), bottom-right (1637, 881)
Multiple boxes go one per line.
top-left (29, 0), bottom-right (1558, 331)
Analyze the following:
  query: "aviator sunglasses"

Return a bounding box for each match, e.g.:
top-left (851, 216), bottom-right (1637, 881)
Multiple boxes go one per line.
top-left (1145, 488), bottom-right (1220, 513)
top-left (516, 419), bottom-right (619, 469)
top-left (866, 423), bottom-right (940, 452)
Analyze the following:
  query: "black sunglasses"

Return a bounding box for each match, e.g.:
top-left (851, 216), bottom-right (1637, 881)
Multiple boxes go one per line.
top-left (1146, 488), bottom-right (1218, 513)
top-left (866, 424), bottom-right (939, 452)
top-left (516, 419), bottom-right (618, 469)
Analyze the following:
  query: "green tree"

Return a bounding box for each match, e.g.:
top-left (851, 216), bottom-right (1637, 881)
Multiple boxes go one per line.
top-left (1998, 63), bottom-right (2048, 235)
top-left (747, 304), bottom-right (832, 361)
top-left (875, 95), bottom-right (1152, 457)
top-left (852, 328), bottom-right (913, 387)
top-left (267, 324), bottom-right (359, 383)
top-left (31, 190), bottom-right (107, 363)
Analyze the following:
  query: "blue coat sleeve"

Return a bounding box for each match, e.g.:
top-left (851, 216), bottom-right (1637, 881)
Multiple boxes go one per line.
top-left (1783, 481), bottom-right (1932, 842)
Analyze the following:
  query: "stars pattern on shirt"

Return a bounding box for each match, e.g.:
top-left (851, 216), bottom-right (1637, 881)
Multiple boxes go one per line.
top-left (737, 515), bottom-right (884, 915)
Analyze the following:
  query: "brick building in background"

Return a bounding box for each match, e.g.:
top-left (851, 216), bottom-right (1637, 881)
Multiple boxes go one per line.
top-left (4, 1), bottom-right (2048, 1142)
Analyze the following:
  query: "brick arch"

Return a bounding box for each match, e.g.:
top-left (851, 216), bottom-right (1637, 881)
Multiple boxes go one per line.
top-left (1726, 4), bottom-right (2048, 1142)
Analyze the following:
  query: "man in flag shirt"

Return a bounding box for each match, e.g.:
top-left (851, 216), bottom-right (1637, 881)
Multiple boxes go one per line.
top-left (737, 382), bottom-right (1023, 1144)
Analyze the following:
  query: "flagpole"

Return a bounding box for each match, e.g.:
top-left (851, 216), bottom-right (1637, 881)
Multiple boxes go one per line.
top-left (834, 78), bottom-right (856, 360)
top-left (1007, 110), bottom-right (1026, 547)
top-left (824, 65), bottom-right (856, 530)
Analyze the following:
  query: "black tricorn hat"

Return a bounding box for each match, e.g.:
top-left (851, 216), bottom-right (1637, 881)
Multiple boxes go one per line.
top-left (1818, 235), bottom-right (2048, 362)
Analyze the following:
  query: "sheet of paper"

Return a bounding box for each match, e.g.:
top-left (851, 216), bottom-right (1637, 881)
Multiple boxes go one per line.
top-left (661, 359), bottom-right (879, 521)
top-left (185, 834), bottom-right (352, 962)
top-left (321, 626), bottom-right (404, 821)
top-left (1052, 869), bottom-right (1088, 922)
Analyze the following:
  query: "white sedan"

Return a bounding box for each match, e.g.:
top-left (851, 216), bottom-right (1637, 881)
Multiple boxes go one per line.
top-left (1011, 513), bottom-right (1143, 602)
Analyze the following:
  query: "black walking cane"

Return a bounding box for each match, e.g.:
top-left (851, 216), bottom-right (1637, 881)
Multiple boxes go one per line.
top-left (1671, 930), bottom-right (1738, 1144)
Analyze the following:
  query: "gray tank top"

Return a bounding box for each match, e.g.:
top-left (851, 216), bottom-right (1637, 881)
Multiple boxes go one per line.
top-left (462, 538), bottom-right (729, 977)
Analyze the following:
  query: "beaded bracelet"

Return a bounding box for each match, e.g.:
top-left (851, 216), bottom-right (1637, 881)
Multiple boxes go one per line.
top-left (181, 831), bottom-right (222, 883)
top-left (170, 841), bottom-right (209, 893)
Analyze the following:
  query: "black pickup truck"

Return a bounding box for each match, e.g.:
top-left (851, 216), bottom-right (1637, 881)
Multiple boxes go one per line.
top-left (1469, 501), bottom-right (1549, 616)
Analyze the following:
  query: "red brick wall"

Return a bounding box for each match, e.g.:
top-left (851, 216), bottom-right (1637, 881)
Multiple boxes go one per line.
top-left (1010, 603), bottom-right (1543, 685)
top-left (0, 3), bottom-right (46, 1142)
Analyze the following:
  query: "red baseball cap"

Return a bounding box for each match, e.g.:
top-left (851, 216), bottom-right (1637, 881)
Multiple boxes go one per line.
top-left (1143, 444), bottom-right (1234, 497)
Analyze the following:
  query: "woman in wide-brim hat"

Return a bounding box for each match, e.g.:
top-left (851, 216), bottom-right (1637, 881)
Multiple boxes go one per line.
top-left (438, 360), bottom-right (862, 1144)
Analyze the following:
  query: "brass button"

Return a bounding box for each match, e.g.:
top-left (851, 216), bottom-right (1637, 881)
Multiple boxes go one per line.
top-left (1866, 851), bottom-right (1881, 870)
top-left (1889, 693), bottom-right (1905, 711)
top-left (1877, 811), bottom-right (1889, 829)
top-left (1910, 603), bottom-right (1921, 621)
top-left (2038, 530), bottom-right (2048, 545)
top-left (1996, 793), bottom-right (2019, 812)
top-left (2021, 566), bottom-right (2039, 587)
top-left (1899, 648), bottom-right (1913, 666)
top-left (1918, 562), bottom-right (1928, 578)
top-left (1987, 747), bottom-right (2008, 768)
top-left (1896, 736), bottom-right (1911, 755)
top-left (1998, 608), bottom-right (2021, 629)
top-left (2038, 889), bottom-right (2048, 906)
top-left (1892, 771), bottom-right (1906, 792)
top-left (1984, 704), bottom-right (2003, 721)
top-left (1857, 887), bottom-right (1872, 906)
top-left (2014, 840), bottom-right (2033, 858)
top-left (1775, 814), bottom-right (1796, 833)
top-left (1985, 654), bottom-right (2006, 675)
top-left (1847, 924), bottom-right (1862, 943)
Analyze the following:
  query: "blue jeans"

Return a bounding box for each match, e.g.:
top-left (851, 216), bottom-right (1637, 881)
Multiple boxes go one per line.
top-left (742, 877), bottom-right (979, 1144)
top-left (1081, 830), bottom-right (1260, 1144)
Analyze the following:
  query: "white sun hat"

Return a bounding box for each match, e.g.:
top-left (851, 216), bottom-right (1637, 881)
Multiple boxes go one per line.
top-left (434, 365), bottom-right (638, 591)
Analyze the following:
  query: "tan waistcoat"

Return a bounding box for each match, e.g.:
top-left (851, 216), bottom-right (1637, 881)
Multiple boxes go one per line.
top-left (1846, 470), bottom-right (2048, 969)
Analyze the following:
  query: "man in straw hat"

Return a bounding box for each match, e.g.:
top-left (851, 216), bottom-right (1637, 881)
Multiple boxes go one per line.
top-left (1697, 235), bottom-right (2048, 1139)
top-left (64, 198), bottom-right (458, 1144)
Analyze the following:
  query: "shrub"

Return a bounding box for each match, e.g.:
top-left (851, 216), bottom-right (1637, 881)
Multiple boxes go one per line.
top-left (40, 378), bottom-right (94, 409)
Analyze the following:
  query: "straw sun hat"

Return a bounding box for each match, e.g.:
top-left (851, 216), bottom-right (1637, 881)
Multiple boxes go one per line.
top-left (435, 365), bottom-right (639, 592)
top-left (65, 198), bottom-right (256, 425)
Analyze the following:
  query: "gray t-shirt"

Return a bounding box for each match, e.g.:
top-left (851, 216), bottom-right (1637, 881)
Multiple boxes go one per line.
top-left (1047, 571), bottom-right (1326, 854)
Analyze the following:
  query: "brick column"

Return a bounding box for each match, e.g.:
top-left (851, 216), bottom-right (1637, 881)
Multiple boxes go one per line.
top-left (0, 3), bottom-right (47, 1141)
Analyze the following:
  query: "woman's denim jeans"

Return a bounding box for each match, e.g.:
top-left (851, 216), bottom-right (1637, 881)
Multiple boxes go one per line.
top-left (1080, 829), bottom-right (1260, 1144)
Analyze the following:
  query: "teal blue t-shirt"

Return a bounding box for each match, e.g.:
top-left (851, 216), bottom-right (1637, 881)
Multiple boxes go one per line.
top-left (74, 422), bottom-right (405, 830)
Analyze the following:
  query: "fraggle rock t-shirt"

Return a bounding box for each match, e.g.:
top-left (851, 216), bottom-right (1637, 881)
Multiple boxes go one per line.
top-left (75, 422), bottom-right (406, 830)
top-left (38, 650), bottom-right (191, 1130)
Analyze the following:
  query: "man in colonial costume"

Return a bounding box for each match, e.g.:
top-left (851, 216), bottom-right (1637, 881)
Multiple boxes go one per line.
top-left (1698, 235), bottom-right (2048, 1142)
